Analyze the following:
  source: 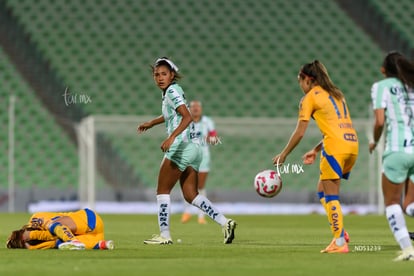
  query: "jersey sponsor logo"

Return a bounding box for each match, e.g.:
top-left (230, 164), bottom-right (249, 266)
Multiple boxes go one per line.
top-left (390, 86), bottom-right (406, 95)
top-left (338, 123), bottom-right (353, 129)
top-left (403, 138), bottom-right (414, 147)
top-left (190, 131), bottom-right (202, 140)
top-left (343, 133), bottom-right (358, 142)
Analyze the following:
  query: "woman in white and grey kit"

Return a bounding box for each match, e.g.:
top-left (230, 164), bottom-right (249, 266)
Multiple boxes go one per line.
top-left (369, 51), bottom-right (414, 261)
top-left (138, 57), bottom-right (236, 244)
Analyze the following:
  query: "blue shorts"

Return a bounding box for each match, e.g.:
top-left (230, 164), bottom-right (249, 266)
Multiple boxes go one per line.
top-left (383, 152), bottom-right (414, 183)
top-left (165, 141), bottom-right (202, 172)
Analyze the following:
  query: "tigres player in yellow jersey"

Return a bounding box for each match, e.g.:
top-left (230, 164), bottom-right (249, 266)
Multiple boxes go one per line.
top-left (6, 208), bottom-right (114, 250)
top-left (273, 60), bottom-right (358, 254)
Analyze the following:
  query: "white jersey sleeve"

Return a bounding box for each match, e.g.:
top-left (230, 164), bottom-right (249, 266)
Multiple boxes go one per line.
top-left (165, 85), bottom-right (186, 110)
top-left (371, 81), bottom-right (389, 110)
top-left (371, 78), bottom-right (414, 153)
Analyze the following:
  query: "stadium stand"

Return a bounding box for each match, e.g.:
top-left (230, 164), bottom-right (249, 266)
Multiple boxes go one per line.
top-left (6, 0), bottom-right (384, 118)
top-left (0, 47), bottom-right (78, 190)
top-left (1, 0), bottom-right (394, 201)
top-left (370, 0), bottom-right (414, 49)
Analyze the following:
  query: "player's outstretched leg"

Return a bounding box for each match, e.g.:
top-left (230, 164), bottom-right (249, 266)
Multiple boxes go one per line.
top-left (197, 189), bottom-right (207, 224)
top-left (181, 167), bottom-right (237, 244)
top-left (191, 194), bottom-right (237, 244)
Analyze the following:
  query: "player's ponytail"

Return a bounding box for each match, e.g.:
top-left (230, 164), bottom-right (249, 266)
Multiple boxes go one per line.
top-left (300, 60), bottom-right (344, 100)
top-left (383, 52), bottom-right (414, 89)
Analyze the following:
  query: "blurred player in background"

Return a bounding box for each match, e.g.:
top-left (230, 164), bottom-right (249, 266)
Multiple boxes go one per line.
top-left (369, 52), bottom-right (414, 261)
top-left (272, 60), bottom-right (358, 254)
top-left (181, 100), bottom-right (219, 224)
top-left (6, 208), bottom-right (114, 250)
top-left (137, 57), bottom-right (236, 245)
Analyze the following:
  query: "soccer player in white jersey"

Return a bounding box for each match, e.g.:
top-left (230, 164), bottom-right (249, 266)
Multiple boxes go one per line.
top-left (137, 57), bottom-right (236, 245)
top-left (369, 52), bottom-right (414, 261)
top-left (181, 101), bottom-right (219, 224)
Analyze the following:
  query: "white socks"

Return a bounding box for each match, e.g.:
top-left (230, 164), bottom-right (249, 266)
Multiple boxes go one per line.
top-left (405, 202), bottom-right (414, 217)
top-left (183, 189), bottom-right (207, 219)
top-left (157, 194), bottom-right (171, 239)
top-left (197, 189), bottom-right (206, 219)
top-left (386, 204), bottom-right (412, 250)
top-left (192, 194), bottom-right (227, 226)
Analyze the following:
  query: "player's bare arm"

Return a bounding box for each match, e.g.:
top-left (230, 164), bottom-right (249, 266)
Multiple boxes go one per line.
top-left (272, 120), bottom-right (309, 165)
top-left (369, 108), bottom-right (385, 153)
top-left (302, 140), bottom-right (323, 165)
top-left (137, 115), bottom-right (165, 133)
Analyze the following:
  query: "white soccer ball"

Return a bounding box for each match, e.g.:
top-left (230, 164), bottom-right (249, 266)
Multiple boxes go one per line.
top-left (254, 169), bottom-right (282, 198)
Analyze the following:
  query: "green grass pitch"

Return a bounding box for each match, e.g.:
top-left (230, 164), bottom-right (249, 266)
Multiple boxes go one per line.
top-left (1, 213), bottom-right (413, 275)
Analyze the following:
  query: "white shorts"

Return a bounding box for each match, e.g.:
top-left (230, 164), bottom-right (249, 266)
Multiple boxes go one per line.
top-left (164, 141), bottom-right (202, 172)
top-left (199, 147), bottom-right (211, 173)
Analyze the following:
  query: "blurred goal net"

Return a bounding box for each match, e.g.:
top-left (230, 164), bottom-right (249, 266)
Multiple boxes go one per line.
top-left (76, 115), bottom-right (383, 213)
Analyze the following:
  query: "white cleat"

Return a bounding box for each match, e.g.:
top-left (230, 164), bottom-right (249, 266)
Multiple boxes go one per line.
top-left (394, 248), bottom-right (414, 261)
top-left (58, 240), bottom-right (86, 250)
top-left (143, 234), bottom-right (173, 245)
top-left (105, 240), bottom-right (115, 250)
top-left (223, 219), bottom-right (237, 244)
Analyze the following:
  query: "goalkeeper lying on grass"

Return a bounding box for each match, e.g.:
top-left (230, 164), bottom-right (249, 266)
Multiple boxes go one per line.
top-left (6, 208), bottom-right (114, 250)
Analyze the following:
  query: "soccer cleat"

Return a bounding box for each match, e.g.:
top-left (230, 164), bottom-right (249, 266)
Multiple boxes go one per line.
top-left (321, 239), bottom-right (349, 253)
top-left (198, 217), bottom-right (207, 225)
top-left (393, 248), bottom-right (414, 261)
top-left (223, 219), bottom-right (237, 244)
top-left (143, 235), bottom-right (173, 245)
top-left (321, 241), bottom-right (349, 254)
top-left (58, 240), bottom-right (86, 250)
top-left (99, 240), bottom-right (115, 250)
top-left (409, 232), bottom-right (414, 241)
top-left (320, 238), bottom-right (335, 253)
top-left (344, 231), bottom-right (350, 243)
top-left (181, 213), bottom-right (192, 223)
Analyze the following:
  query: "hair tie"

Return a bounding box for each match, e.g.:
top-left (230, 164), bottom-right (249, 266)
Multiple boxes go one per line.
top-left (155, 58), bottom-right (179, 72)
